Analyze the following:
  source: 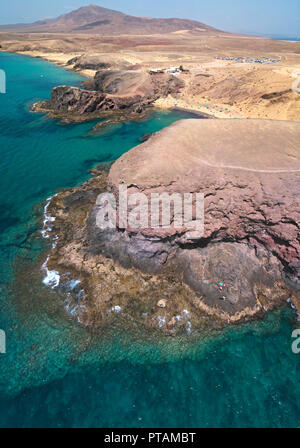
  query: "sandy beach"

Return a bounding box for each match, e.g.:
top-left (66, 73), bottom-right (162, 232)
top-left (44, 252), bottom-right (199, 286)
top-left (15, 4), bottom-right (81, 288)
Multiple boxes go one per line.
top-left (0, 26), bottom-right (299, 121)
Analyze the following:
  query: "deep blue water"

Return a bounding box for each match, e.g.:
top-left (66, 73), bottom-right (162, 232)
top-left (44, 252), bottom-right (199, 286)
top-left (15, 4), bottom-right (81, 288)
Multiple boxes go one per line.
top-left (0, 52), bottom-right (300, 428)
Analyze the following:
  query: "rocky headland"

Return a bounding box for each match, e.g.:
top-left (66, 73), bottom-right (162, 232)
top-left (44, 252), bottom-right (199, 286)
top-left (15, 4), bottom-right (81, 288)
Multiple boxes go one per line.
top-left (33, 69), bottom-right (185, 127)
top-left (2, 4), bottom-right (300, 122)
top-left (42, 118), bottom-right (300, 334)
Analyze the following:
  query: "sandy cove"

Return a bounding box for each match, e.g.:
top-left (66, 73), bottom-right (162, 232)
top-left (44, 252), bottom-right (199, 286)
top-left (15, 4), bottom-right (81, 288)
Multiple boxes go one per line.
top-left (17, 50), bottom-right (300, 120)
top-left (1, 26), bottom-right (300, 122)
top-left (13, 49), bottom-right (300, 121)
top-left (11, 50), bottom-right (98, 78)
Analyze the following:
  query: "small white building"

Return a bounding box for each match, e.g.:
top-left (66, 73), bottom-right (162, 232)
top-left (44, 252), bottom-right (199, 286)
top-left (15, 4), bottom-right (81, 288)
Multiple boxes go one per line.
top-left (149, 68), bottom-right (164, 74)
top-left (166, 66), bottom-right (180, 74)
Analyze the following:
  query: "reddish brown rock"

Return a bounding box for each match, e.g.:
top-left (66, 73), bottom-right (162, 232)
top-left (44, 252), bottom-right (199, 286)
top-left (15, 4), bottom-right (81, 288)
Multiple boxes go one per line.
top-left (36, 70), bottom-right (184, 117)
top-left (43, 118), bottom-right (300, 327)
top-left (105, 118), bottom-right (300, 290)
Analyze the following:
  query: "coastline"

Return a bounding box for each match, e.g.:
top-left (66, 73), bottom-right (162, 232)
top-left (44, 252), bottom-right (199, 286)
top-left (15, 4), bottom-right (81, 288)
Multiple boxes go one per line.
top-left (41, 166), bottom-right (283, 331)
top-left (154, 96), bottom-right (241, 119)
top-left (3, 51), bottom-right (297, 330)
top-left (169, 107), bottom-right (216, 119)
top-left (0, 49), bottom-right (97, 78)
top-left (39, 118), bottom-right (300, 332)
top-left (15, 50), bottom-right (224, 120)
top-left (1, 27), bottom-right (300, 428)
top-left (2, 49), bottom-right (300, 121)
top-left (0, 50), bottom-right (245, 120)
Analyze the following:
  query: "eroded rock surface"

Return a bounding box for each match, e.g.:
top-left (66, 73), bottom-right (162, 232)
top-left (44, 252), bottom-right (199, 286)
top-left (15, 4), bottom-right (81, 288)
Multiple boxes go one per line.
top-left (107, 118), bottom-right (300, 290)
top-left (67, 54), bottom-right (113, 71)
top-left (34, 70), bottom-right (184, 118)
top-left (43, 119), bottom-right (300, 331)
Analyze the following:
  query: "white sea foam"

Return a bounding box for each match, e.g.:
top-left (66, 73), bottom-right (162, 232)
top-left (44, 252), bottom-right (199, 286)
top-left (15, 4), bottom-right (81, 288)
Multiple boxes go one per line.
top-left (42, 257), bottom-right (60, 289)
top-left (157, 316), bottom-right (166, 328)
top-left (175, 310), bottom-right (193, 335)
top-left (41, 195), bottom-right (58, 239)
top-left (51, 235), bottom-right (59, 249)
top-left (64, 294), bottom-right (87, 325)
top-left (77, 289), bottom-right (85, 301)
top-left (40, 195), bottom-right (61, 288)
top-left (182, 309), bottom-right (190, 318)
top-left (67, 279), bottom-right (81, 291)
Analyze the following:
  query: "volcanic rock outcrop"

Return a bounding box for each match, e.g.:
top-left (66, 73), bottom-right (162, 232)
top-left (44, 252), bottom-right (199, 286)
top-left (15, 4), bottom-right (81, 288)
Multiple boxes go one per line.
top-left (87, 119), bottom-right (300, 314)
top-left (44, 118), bottom-right (300, 329)
top-left (35, 70), bottom-right (184, 117)
top-left (67, 54), bottom-right (134, 71)
top-left (67, 54), bottom-right (112, 71)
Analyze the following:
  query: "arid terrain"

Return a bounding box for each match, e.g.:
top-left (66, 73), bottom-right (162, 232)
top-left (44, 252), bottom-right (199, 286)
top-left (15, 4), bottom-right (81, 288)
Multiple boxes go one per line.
top-left (1, 4), bottom-right (300, 121)
top-left (44, 119), bottom-right (300, 330)
top-left (1, 5), bottom-right (300, 332)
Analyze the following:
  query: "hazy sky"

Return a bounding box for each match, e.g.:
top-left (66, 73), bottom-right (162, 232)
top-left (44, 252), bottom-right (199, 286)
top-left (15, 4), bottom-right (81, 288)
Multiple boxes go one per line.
top-left (1, 0), bottom-right (299, 37)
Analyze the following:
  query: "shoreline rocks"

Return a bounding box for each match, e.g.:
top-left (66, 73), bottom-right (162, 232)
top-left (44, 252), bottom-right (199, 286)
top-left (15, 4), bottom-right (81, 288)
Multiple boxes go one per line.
top-left (106, 119), bottom-right (300, 286)
top-left (41, 118), bottom-right (300, 331)
top-left (33, 69), bottom-right (185, 122)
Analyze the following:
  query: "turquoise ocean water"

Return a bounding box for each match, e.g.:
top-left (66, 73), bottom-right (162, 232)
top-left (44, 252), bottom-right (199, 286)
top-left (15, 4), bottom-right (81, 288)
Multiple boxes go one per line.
top-left (275, 37), bottom-right (300, 41)
top-left (0, 52), bottom-right (300, 428)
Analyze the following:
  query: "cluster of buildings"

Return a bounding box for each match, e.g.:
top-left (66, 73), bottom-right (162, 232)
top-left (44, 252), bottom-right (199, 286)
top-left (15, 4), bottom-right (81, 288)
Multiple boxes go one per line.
top-left (215, 56), bottom-right (281, 64)
top-left (149, 66), bottom-right (189, 75)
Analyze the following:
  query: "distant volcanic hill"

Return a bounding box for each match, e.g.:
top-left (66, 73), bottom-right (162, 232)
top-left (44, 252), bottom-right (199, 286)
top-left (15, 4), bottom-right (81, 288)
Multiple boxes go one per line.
top-left (0, 4), bottom-right (221, 35)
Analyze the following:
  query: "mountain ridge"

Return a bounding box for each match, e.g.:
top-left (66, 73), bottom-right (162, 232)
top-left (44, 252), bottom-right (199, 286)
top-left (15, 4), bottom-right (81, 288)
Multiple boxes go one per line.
top-left (0, 4), bottom-right (222, 35)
